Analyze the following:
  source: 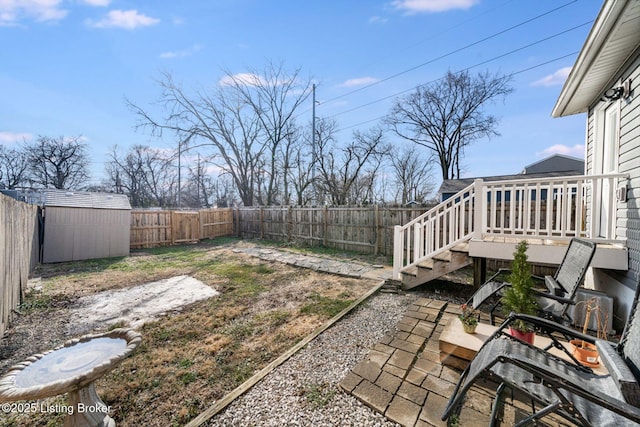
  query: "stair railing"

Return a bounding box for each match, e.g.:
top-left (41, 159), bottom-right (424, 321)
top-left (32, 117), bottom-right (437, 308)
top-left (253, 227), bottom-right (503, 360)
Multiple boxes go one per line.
top-left (392, 173), bottom-right (629, 280)
top-left (393, 182), bottom-right (477, 280)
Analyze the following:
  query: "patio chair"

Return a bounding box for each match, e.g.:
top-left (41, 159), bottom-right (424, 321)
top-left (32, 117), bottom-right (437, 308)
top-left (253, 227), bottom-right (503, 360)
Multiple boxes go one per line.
top-left (441, 284), bottom-right (640, 426)
top-left (468, 237), bottom-right (596, 325)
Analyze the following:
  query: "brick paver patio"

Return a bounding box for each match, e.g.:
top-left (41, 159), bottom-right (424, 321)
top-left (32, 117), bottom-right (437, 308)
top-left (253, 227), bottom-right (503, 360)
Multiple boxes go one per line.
top-left (339, 297), bottom-right (571, 427)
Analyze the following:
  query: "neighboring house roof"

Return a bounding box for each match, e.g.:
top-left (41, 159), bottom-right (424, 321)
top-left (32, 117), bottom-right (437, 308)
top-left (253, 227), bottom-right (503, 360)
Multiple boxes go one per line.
top-left (521, 154), bottom-right (584, 175)
top-left (43, 189), bottom-right (131, 210)
top-left (552, 0), bottom-right (640, 117)
top-left (438, 171), bottom-right (582, 196)
top-left (438, 154), bottom-right (584, 197)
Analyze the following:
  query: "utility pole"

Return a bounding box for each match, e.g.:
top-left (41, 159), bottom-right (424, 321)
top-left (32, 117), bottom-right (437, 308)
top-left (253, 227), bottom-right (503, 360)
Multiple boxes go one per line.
top-left (197, 153), bottom-right (201, 208)
top-left (177, 140), bottom-right (181, 209)
top-left (177, 133), bottom-right (193, 209)
top-left (311, 83), bottom-right (316, 205)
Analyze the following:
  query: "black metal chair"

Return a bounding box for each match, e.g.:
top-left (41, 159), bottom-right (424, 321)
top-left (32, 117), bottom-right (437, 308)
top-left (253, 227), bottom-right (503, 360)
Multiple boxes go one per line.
top-left (442, 284), bottom-right (640, 426)
top-left (468, 238), bottom-right (597, 325)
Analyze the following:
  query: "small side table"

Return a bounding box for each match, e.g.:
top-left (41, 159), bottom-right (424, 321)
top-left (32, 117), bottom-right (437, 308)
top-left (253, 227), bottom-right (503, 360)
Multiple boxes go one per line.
top-left (0, 329), bottom-right (141, 427)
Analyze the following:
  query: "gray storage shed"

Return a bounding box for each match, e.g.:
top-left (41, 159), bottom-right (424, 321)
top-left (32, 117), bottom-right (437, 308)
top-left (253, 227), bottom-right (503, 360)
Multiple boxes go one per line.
top-left (42, 190), bottom-right (131, 263)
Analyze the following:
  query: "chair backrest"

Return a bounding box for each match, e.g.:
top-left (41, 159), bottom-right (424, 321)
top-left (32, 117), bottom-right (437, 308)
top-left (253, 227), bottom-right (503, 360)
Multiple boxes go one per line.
top-left (553, 238), bottom-right (597, 297)
top-left (619, 277), bottom-right (640, 382)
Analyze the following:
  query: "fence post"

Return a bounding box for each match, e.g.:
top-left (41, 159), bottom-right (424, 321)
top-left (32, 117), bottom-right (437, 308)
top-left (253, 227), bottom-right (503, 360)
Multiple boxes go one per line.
top-left (257, 206), bottom-right (262, 239)
top-left (170, 210), bottom-right (176, 245)
top-left (322, 206), bottom-right (328, 247)
top-left (374, 204), bottom-right (380, 256)
top-left (287, 206), bottom-right (292, 242)
top-left (234, 207), bottom-right (238, 237)
top-left (199, 209), bottom-right (205, 240)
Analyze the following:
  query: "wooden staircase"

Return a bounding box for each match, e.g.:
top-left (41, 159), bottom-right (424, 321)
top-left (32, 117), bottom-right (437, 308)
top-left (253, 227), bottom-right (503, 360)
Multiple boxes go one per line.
top-left (400, 241), bottom-right (472, 290)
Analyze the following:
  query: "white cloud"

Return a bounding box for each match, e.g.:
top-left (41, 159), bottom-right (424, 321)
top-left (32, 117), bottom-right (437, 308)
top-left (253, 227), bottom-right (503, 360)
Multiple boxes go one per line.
top-left (369, 15), bottom-right (388, 24)
top-left (531, 67), bottom-right (572, 87)
top-left (391, 0), bottom-right (479, 14)
top-left (219, 73), bottom-right (265, 87)
top-left (537, 144), bottom-right (584, 158)
top-left (86, 9), bottom-right (159, 29)
top-left (0, 131), bottom-right (32, 144)
top-left (0, 0), bottom-right (67, 25)
top-left (81, 0), bottom-right (110, 6)
top-left (340, 77), bottom-right (379, 87)
top-left (160, 44), bottom-right (203, 59)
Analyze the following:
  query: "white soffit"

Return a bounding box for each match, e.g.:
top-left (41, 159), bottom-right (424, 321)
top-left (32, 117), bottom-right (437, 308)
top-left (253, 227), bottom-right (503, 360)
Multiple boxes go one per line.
top-left (552, 0), bottom-right (640, 118)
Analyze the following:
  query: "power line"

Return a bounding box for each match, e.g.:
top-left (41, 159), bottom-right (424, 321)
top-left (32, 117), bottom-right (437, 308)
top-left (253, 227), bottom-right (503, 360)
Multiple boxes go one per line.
top-left (320, 0), bottom-right (579, 107)
top-left (328, 20), bottom-right (592, 122)
top-left (358, 0), bottom-right (517, 71)
top-left (334, 51), bottom-right (581, 134)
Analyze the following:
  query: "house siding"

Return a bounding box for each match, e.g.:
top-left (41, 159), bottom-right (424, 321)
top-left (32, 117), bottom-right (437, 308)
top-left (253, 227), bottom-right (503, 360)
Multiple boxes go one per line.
top-left (586, 50), bottom-right (640, 292)
top-left (618, 51), bottom-right (640, 287)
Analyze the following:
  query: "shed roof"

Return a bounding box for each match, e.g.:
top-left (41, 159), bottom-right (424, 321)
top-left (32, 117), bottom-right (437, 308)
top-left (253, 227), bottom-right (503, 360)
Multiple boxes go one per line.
top-left (552, 0), bottom-right (640, 117)
top-left (43, 189), bottom-right (131, 210)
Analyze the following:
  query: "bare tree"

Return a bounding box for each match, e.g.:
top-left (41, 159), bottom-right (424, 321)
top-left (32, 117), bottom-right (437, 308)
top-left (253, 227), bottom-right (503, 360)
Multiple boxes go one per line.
top-left (211, 173), bottom-right (237, 207)
top-left (105, 145), bottom-right (176, 208)
top-left (128, 71), bottom-right (264, 206)
top-left (25, 135), bottom-right (90, 189)
top-left (128, 62), bottom-right (311, 207)
top-left (386, 70), bottom-right (512, 180)
top-left (389, 144), bottom-right (436, 204)
top-left (0, 145), bottom-right (29, 189)
top-left (181, 155), bottom-right (215, 208)
top-left (288, 126), bottom-right (315, 205)
top-left (223, 61), bottom-right (313, 205)
top-left (316, 125), bottom-right (390, 205)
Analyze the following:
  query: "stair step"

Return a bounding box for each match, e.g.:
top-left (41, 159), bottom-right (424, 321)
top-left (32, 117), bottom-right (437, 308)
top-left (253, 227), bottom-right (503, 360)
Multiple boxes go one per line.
top-left (433, 252), bottom-right (452, 262)
top-left (451, 242), bottom-right (469, 253)
top-left (400, 245), bottom-right (473, 290)
top-left (416, 259), bottom-right (434, 270)
top-left (380, 279), bottom-right (401, 294)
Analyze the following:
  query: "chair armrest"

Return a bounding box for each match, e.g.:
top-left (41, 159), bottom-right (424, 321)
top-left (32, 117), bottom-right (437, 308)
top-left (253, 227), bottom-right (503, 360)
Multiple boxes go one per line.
top-left (532, 289), bottom-right (576, 305)
top-left (545, 275), bottom-right (565, 296)
top-left (597, 340), bottom-right (640, 406)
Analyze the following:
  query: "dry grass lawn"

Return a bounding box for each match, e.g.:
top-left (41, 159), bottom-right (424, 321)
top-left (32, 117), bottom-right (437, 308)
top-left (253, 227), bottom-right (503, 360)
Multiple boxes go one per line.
top-left (0, 239), bottom-right (380, 427)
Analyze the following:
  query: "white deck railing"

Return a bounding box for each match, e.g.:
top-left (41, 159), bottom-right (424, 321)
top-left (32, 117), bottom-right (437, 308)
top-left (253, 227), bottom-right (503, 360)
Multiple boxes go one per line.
top-left (393, 173), bottom-right (628, 280)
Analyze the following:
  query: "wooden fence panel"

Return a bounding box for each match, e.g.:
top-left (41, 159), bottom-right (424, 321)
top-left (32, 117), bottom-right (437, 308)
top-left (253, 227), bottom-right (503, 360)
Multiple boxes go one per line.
top-left (0, 194), bottom-right (38, 337)
top-left (236, 207), bottom-right (262, 239)
top-left (172, 211), bottom-right (200, 244)
top-left (378, 206), bottom-right (432, 256)
top-left (235, 205), bottom-right (433, 256)
top-left (130, 211), bottom-right (172, 248)
top-left (200, 208), bottom-right (234, 239)
top-left (131, 208), bottom-right (234, 249)
top-left (290, 207), bottom-right (324, 246)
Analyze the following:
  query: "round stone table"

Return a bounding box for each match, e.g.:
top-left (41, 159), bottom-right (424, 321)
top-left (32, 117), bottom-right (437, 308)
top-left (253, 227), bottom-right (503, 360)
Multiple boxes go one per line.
top-left (0, 329), bottom-right (141, 427)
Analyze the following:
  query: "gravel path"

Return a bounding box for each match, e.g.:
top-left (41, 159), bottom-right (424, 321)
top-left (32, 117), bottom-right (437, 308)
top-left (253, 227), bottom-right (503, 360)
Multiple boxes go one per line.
top-left (207, 291), bottom-right (418, 426)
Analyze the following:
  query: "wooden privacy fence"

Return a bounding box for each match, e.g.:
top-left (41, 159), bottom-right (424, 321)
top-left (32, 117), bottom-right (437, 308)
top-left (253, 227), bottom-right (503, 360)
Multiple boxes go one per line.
top-left (235, 205), bottom-right (433, 256)
top-left (0, 194), bottom-right (39, 337)
top-left (130, 208), bottom-right (234, 249)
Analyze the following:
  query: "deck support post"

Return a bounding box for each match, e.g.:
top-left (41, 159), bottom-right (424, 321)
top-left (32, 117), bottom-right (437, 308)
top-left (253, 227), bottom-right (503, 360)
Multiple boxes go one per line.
top-left (473, 257), bottom-right (486, 289)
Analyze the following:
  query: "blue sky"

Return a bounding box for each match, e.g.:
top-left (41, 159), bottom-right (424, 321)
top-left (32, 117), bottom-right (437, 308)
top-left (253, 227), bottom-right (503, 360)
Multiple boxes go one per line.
top-left (1, 0), bottom-right (603, 188)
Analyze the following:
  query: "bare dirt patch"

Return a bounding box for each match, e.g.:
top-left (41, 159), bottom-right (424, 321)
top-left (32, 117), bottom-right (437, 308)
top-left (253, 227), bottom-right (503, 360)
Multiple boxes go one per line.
top-left (0, 240), bottom-right (378, 427)
top-left (70, 275), bottom-right (220, 333)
